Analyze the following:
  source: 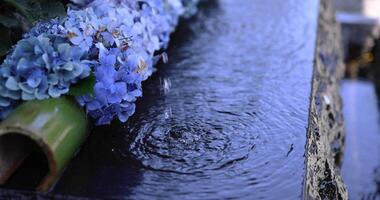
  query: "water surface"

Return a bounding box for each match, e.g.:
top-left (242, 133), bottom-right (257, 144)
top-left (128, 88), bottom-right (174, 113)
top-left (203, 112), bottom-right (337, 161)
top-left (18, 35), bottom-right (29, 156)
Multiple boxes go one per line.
top-left (51, 0), bottom-right (320, 199)
top-left (341, 80), bottom-right (380, 200)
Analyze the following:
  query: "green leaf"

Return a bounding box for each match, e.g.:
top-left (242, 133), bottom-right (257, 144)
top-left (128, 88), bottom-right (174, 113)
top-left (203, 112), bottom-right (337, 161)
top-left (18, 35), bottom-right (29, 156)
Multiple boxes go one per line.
top-left (40, 0), bottom-right (66, 19)
top-left (3, 0), bottom-right (66, 24)
top-left (25, 0), bottom-right (66, 24)
top-left (0, 14), bottom-right (20, 28)
top-left (0, 26), bottom-right (12, 57)
top-left (2, 0), bottom-right (29, 17)
top-left (67, 75), bottom-right (96, 97)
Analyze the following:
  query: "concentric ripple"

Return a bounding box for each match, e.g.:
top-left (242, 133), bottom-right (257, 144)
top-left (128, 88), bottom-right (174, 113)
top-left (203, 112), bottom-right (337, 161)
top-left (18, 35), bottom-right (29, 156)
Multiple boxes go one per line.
top-left (128, 120), bottom-right (256, 173)
top-left (116, 0), bottom-right (316, 198)
top-left (53, 0), bottom-right (319, 199)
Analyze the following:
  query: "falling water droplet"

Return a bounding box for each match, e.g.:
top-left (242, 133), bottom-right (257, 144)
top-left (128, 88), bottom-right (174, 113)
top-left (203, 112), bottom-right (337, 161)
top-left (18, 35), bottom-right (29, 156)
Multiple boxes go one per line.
top-left (162, 52), bottom-right (169, 63)
top-left (164, 107), bottom-right (172, 119)
top-left (163, 78), bottom-right (172, 94)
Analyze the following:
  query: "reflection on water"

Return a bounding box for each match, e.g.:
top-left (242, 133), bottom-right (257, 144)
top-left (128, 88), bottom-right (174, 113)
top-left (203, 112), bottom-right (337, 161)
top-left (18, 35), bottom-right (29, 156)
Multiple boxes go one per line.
top-left (341, 80), bottom-right (380, 199)
top-left (51, 0), bottom-right (320, 199)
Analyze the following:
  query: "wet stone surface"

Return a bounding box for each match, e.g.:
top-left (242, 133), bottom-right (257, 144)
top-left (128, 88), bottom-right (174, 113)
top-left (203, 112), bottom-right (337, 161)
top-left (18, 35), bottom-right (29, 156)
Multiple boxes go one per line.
top-left (0, 0), bottom-right (346, 199)
top-left (304, 0), bottom-right (347, 199)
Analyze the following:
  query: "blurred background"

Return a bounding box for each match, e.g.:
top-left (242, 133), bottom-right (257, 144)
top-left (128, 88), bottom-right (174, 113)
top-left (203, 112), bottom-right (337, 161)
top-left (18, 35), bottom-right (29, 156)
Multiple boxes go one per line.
top-left (334, 0), bottom-right (380, 199)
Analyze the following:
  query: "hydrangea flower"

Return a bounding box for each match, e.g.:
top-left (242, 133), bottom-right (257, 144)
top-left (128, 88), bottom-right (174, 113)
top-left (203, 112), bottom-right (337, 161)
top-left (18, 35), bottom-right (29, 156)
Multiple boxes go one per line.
top-left (0, 34), bottom-right (91, 103)
top-left (25, 18), bottom-right (67, 38)
top-left (70, 0), bottom-right (94, 6)
top-left (77, 43), bottom-right (144, 124)
top-left (0, 0), bottom-right (199, 125)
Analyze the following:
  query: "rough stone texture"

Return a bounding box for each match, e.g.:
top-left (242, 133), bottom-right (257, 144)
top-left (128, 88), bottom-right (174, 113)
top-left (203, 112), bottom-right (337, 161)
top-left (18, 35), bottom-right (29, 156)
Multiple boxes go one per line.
top-left (304, 0), bottom-right (348, 199)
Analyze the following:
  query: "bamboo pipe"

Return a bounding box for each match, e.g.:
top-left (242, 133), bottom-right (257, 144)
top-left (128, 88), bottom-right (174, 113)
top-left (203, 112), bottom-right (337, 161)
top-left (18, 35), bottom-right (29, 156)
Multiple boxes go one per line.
top-left (0, 97), bottom-right (89, 191)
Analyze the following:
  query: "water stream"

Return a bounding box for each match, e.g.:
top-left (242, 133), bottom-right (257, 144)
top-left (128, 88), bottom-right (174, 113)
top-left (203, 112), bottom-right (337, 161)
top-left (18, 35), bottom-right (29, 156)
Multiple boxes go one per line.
top-left (51, 0), bottom-right (319, 199)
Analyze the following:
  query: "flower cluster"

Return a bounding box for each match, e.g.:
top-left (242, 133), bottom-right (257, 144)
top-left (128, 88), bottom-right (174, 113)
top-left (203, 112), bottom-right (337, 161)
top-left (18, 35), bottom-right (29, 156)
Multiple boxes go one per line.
top-left (70, 0), bottom-right (94, 6)
top-left (25, 18), bottom-right (67, 38)
top-left (0, 34), bottom-right (91, 103)
top-left (0, 0), bottom-right (199, 125)
top-left (77, 43), bottom-right (144, 124)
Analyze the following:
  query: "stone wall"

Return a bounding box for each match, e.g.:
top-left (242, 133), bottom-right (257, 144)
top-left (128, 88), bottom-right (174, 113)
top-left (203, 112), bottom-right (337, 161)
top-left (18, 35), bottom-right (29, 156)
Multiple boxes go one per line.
top-left (304, 0), bottom-right (348, 199)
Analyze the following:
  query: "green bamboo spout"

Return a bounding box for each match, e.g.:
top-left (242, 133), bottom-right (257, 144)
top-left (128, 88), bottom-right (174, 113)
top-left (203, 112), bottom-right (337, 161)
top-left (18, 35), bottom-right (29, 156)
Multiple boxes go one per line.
top-left (0, 97), bottom-right (89, 191)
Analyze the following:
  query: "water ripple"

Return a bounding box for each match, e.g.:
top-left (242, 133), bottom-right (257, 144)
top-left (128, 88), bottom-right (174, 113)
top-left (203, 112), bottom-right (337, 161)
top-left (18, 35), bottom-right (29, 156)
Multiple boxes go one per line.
top-left (53, 0), bottom-right (318, 199)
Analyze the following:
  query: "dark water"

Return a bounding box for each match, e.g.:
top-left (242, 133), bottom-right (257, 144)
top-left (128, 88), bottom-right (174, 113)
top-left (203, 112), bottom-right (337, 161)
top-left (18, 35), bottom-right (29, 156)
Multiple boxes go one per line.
top-left (0, 0), bottom-right (320, 199)
top-left (50, 0), bottom-right (320, 199)
top-left (341, 80), bottom-right (380, 200)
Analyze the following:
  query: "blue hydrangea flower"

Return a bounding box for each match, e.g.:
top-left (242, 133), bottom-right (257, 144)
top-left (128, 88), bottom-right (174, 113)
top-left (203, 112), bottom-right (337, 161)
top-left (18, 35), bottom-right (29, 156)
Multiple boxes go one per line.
top-left (0, 0), bottom-right (199, 124)
top-left (0, 34), bottom-right (92, 116)
top-left (25, 18), bottom-right (67, 38)
top-left (77, 43), bottom-right (143, 125)
top-left (80, 0), bottom-right (199, 125)
top-left (70, 0), bottom-right (94, 6)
